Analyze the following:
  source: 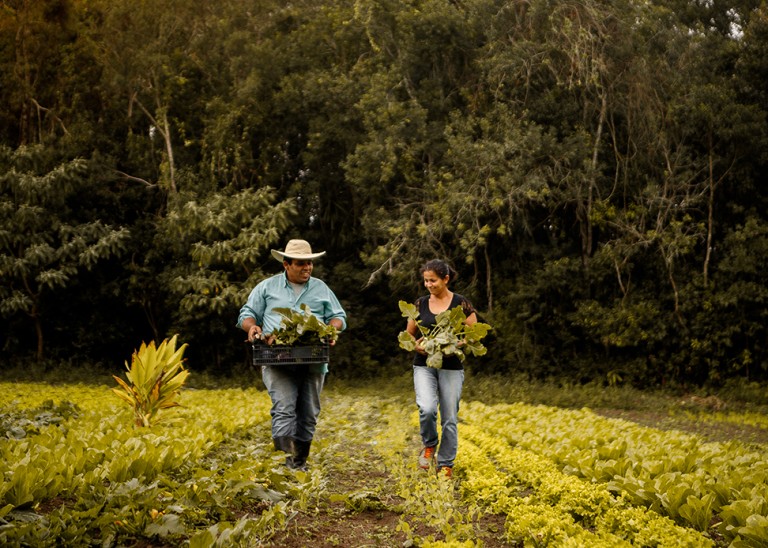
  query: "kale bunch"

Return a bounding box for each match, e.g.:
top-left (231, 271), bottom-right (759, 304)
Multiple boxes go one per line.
top-left (397, 301), bottom-right (491, 368)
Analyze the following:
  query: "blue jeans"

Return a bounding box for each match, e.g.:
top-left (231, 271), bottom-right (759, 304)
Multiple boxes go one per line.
top-left (262, 364), bottom-right (326, 443)
top-left (413, 366), bottom-right (464, 468)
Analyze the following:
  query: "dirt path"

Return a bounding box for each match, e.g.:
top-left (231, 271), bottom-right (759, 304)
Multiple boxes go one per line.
top-left (594, 407), bottom-right (768, 446)
top-left (263, 389), bottom-right (514, 547)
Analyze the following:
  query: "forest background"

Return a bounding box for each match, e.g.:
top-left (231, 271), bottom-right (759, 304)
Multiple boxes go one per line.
top-left (2, 0), bottom-right (767, 388)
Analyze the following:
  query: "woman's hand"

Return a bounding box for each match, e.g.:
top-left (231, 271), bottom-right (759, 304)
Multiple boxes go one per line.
top-left (414, 337), bottom-right (427, 355)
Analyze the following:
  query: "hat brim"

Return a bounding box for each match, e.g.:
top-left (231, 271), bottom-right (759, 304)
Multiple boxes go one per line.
top-left (271, 249), bottom-right (326, 262)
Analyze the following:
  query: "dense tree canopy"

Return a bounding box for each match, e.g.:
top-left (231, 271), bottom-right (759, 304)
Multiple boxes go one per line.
top-left (1, 0), bottom-right (766, 386)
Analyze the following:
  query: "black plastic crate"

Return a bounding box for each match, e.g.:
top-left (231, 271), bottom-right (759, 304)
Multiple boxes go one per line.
top-left (251, 341), bottom-right (330, 367)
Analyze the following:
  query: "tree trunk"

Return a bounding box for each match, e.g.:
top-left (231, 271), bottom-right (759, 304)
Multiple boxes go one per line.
top-left (703, 135), bottom-right (715, 287)
top-left (35, 315), bottom-right (44, 361)
top-left (484, 246), bottom-right (493, 312)
top-left (131, 94), bottom-right (177, 194)
top-left (160, 109), bottom-right (176, 193)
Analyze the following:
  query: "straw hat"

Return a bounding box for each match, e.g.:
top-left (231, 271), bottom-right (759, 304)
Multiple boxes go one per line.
top-left (271, 239), bottom-right (326, 262)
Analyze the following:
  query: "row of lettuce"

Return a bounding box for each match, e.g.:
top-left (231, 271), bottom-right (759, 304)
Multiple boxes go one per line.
top-left (2, 381), bottom-right (768, 546)
top-left (460, 402), bottom-right (768, 547)
top-left (371, 399), bottom-right (718, 547)
top-left (359, 392), bottom-right (767, 546)
top-left (0, 383), bottom-right (301, 546)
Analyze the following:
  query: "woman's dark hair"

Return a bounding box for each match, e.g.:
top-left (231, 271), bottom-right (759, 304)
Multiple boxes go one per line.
top-left (420, 259), bottom-right (457, 282)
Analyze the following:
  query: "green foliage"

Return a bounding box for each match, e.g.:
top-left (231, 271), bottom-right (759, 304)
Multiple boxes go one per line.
top-left (141, 186), bottom-right (296, 370)
top-left (2, 376), bottom-right (768, 545)
top-left (162, 187), bottom-right (296, 317)
top-left (398, 301), bottom-right (491, 369)
top-left (0, 145), bottom-right (130, 359)
top-left (0, 380), bottom-right (297, 545)
top-left (464, 398), bottom-right (768, 545)
top-left (1, 400), bottom-right (79, 440)
top-left (271, 304), bottom-right (339, 345)
top-left (1, 0), bottom-right (768, 385)
top-left (112, 335), bottom-right (190, 427)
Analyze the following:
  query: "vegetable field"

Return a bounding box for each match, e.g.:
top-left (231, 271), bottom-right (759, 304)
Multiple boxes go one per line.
top-left (1, 376), bottom-right (767, 547)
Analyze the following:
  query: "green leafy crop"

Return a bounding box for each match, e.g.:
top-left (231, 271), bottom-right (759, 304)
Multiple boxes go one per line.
top-left (112, 335), bottom-right (189, 427)
top-left (397, 301), bottom-right (491, 368)
top-left (271, 304), bottom-right (338, 345)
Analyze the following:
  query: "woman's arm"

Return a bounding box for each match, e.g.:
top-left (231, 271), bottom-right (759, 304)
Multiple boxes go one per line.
top-left (406, 318), bottom-right (426, 354)
top-left (406, 318), bottom-right (420, 337)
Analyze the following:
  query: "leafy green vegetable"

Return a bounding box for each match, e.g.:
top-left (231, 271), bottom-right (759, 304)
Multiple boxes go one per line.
top-left (271, 304), bottom-right (339, 345)
top-left (112, 335), bottom-right (189, 427)
top-left (398, 300), bottom-right (491, 368)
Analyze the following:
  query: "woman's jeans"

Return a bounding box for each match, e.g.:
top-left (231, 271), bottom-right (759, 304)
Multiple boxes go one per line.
top-left (262, 363), bottom-right (325, 443)
top-left (413, 366), bottom-right (464, 468)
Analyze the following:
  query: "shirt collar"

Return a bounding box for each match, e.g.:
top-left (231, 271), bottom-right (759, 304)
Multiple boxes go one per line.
top-left (281, 272), bottom-right (311, 287)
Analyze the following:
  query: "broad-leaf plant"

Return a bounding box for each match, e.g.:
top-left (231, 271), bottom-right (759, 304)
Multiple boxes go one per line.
top-left (271, 304), bottom-right (339, 345)
top-left (112, 335), bottom-right (190, 427)
top-left (398, 301), bottom-right (491, 368)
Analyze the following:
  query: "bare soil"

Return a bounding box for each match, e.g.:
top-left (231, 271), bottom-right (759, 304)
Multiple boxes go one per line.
top-left (594, 408), bottom-right (768, 446)
top-left (263, 439), bottom-right (515, 547)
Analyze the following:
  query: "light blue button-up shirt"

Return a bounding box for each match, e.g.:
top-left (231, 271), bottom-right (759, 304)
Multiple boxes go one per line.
top-left (237, 272), bottom-right (347, 335)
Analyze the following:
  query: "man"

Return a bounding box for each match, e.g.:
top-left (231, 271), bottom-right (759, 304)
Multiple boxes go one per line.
top-left (237, 239), bottom-right (347, 470)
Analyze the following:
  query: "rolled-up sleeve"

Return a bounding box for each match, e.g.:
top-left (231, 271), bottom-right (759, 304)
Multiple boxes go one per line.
top-left (237, 284), bottom-right (265, 329)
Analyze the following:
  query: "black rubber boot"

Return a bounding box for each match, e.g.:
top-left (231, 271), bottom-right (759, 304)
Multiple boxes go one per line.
top-left (273, 436), bottom-right (296, 468)
top-left (292, 439), bottom-right (312, 471)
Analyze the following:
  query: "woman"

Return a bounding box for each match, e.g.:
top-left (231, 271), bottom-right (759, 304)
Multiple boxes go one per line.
top-left (404, 259), bottom-right (478, 478)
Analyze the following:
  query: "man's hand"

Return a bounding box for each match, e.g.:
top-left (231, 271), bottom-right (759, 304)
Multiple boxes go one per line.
top-left (245, 322), bottom-right (262, 342)
top-left (326, 318), bottom-right (343, 346)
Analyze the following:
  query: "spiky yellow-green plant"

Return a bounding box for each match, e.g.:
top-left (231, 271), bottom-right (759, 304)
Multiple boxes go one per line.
top-left (112, 335), bottom-right (189, 427)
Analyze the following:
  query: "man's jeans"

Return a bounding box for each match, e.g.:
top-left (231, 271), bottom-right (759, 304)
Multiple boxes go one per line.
top-left (262, 364), bottom-right (325, 443)
top-left (413, 366), bottom-right (464, 468)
